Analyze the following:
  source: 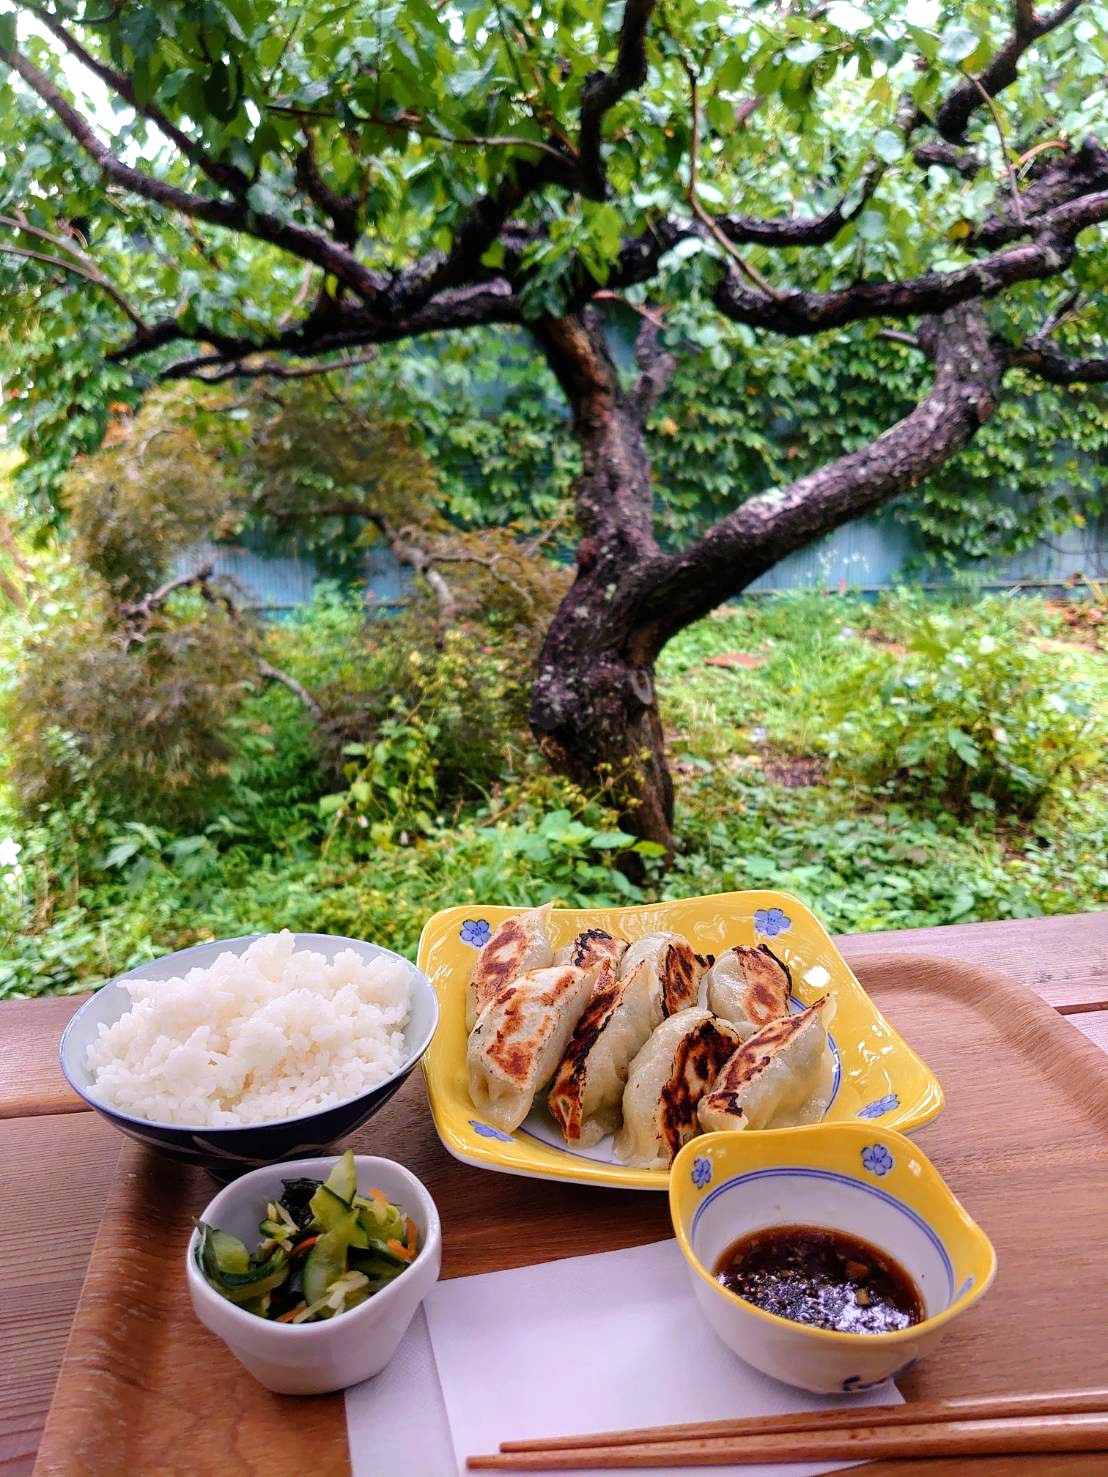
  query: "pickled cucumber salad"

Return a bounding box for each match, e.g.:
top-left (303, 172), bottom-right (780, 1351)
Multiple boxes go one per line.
top-left (196, 1153), bottom-right (419, 1323)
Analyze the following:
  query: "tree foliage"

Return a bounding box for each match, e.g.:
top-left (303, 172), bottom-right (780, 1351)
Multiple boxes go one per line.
top-left (1, 0), bottom-right (1106, 848)
top-left (63, 390), bottom-right (241, 598)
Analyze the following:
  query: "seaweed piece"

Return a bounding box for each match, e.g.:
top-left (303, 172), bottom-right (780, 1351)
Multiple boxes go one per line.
top-left (279, 1176), bottom-right (322, 1232)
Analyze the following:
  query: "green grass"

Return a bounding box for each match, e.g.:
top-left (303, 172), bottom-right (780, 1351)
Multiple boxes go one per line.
top-left (1, 588), bottom-right (1105, 997)
top-left (658, 590), bottom-right (1108, 932)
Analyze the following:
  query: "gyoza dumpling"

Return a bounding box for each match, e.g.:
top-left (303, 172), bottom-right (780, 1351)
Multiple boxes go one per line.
top-left (697, 996), bottom-right (836, 1134)
top-left (554, 929), bottom-right (628, 972)
top-left (618, 932), bottom-right (706, 1017)
top-left (704, 944), bottom-right (791, 1037)
top-left (467, 966), bottom-right (593, 1133)
top-left (615, 1009), bottom-right (744, 1169)
top-left (547, 958), bottom-right (666, 1147)
top-left (467, 903), bottom-right (553, 1030)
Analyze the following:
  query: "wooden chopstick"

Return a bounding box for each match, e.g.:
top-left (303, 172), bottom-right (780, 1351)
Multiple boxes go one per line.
top-left (497, 1387), bottom-right (1108, 1453)
top-left (467, 1412), bottom-right (1108, 1469)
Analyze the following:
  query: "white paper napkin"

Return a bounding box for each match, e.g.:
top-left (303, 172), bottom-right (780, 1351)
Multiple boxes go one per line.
top-left (347, 1238), bottom-right (902, 1477)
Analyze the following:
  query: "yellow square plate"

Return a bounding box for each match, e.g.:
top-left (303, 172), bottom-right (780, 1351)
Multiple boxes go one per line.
top-left (417, 890), bottom-right (943, 1191)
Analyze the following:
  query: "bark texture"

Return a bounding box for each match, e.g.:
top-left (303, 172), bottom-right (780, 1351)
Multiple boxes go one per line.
top-left (529, 312), bottom-right (677, 850)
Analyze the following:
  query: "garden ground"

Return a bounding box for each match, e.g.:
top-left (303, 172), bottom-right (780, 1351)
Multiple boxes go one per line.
top-left (1, 586), bottom-right (1104, 998)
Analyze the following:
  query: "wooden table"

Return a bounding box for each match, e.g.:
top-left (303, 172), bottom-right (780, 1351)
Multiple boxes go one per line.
top-left (2, 912), bottom-right (1105, 1476)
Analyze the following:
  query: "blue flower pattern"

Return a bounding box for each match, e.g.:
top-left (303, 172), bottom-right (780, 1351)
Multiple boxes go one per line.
top-left (861, 1143), bottom-right (894, 1177)
top-left (470, 1119), bottom-right (514, 1142)
top-left (858, 1093), bottom-right (900, 1120)
top-left (460, 918), bottom-right (492, 948)
top-left (691, 1156), bottom-right (712, 1189)
top-left (754, 907), bottom-right (792, 938)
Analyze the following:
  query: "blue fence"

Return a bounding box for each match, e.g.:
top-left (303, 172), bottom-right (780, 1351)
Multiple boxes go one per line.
top-left (188, 508), bottom-right (1107, 614)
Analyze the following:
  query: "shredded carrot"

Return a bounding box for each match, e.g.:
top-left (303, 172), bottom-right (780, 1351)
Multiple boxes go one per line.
top-left (291, 1236), bottom-right (320, 1256)
top-left (369, 1188), bottom-right (388, 1207)
top-left (275, 1304), bottom-right (307, 1323)
top-left (405, 1217), bottom-right (419, 1252)
top-left (386, 1237), bottom-right (416, 1262)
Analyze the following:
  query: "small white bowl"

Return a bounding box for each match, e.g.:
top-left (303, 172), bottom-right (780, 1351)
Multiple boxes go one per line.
top-left (187, 1154), bottom-right (441, 1395)
top-left (670, 1125), bottom-right (996, 1394)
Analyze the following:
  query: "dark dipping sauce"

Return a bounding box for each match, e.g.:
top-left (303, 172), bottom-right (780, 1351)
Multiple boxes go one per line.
top-left (715, 1225), bottom-right (924, 1335)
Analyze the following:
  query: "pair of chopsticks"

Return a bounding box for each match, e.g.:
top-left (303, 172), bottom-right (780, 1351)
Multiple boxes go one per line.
top-left (467, 1388), bottom-right (1108, 1468)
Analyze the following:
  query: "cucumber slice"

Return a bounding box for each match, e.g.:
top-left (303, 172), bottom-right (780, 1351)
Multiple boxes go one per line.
top-left (310, 1184), bottom-right (369, 1248)
top-left (199, 1234), bottom-right (290, 1306)
top-left (199, 1224), bottom-right (251, 1277)
top-left (302, 1229), bottom-right (349, 1316)
top-left (323, 1150), bottom-right (356, 1204)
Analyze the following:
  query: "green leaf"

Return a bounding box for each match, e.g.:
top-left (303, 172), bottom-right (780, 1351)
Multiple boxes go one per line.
top-left (872, 129), bottom-right (905, 164)
top-left (856, 208), bottom-right (886, 241)
top-left (120, 9), bottom-right (162, 60)
top-left (203, 58), bottom-right (242, 123)
top-left (588, 831), bottom-right (634, 850)
top-left (938, 28), bottom-right (980, 65)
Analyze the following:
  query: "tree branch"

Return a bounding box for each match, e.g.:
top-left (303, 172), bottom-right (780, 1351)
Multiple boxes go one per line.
top-left (25, 8), bottom-right (249, 195)
top-left (713, 189), bottom-right (1108, 336)
top-left (367, 0), bottom-right (660, 314)
top-left (1010, 339), bottom-right (1108, 383)
top-left (578, 0), bottom-right (657, 197)
top-left (5, 44), bottom-right (387, 299)
top-left (193, 351), bottom-right (379, 384)
top-left (257, 658), bottom-right (324, 721)
top-left (119, 563), bottom-right (215, 631)
top-left (0, 212), bottom-right (148, 329)
top-left (935, 0), bottom-right (1090, 143)
top-left (959, 68), bottom-right (1024, 224)
top-left (294, 133), bottom-right (359, 246)
top-left (976, 137), bottom-right (1108, 247)
top-left (627, 304), bottom-right (1006, 649)
top-left (912, 141), bottom-right (983, 176)
top-left (632, 315), bottom-right (677, 415)
top-left (109, 278), bottom-right (522, 374)
top-left (717, 167), bottom-right (880, 247)
top-left (678, 54), bottom-right (781, 298)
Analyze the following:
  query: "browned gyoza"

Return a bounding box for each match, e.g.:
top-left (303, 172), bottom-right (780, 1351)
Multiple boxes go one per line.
top-left (618, 932), bottom-right (710, 1016)
top-left (704, 943), bottom-right (791, 1037)
top-left (698, 995), bottom-right (835, 1133)
top-left (466, 903), bottom-right (553, 1031)
top-left (467, 965), bottom-right (594, 1133)
top-left (554, 928), bottom-right (628, 972)
top-left (547, 952), bottom-right (686, 1147)
top-left (616, 1008), bottom-right (744, 1168)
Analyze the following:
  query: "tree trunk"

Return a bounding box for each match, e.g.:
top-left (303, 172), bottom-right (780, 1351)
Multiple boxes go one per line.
top-left (528, 311), bottom-right (677, 852)
top-left (530, 566), bottom-right (676, 853)
top-left (529, 303), bottom-right (1006, 857)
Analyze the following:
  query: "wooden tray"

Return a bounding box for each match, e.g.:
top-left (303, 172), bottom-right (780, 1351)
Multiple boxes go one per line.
top-left (34, 955), bottom-right (1108, 1476)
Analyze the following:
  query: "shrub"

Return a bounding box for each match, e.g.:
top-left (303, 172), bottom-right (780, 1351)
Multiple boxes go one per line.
top-left (3, 577), bottom-right (256, 822)
top-left (62, 392), bottom-right (240, 600)
top-left (823, 610), bottom-right (1101, 817)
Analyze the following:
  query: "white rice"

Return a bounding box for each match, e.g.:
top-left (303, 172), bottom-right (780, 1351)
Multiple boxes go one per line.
top-left (86, 931), bottom-right (412, 1126)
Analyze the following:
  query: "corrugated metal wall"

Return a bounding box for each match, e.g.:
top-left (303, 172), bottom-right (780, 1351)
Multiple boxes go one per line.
top-left (746, 508), bottom-right (1108, 593)
top-left (187, 511), bottom-right (1107, 613)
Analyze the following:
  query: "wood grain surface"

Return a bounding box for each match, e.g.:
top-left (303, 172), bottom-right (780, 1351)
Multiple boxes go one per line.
top-left (0, 996), bottom-right (86, 1120)
top-left (837, 912), bottom-right (1108, 1010)
top-left (27, 952), bottom-right (1108, 1477)
top-left (0, 1114), bottom-right (120, 1473)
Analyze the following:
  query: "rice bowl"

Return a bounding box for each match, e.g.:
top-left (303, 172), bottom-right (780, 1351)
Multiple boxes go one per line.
top-left (86, 931), bottom-right (412, 1128)
top-left (59, 932), bottom-right (439, 1177)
